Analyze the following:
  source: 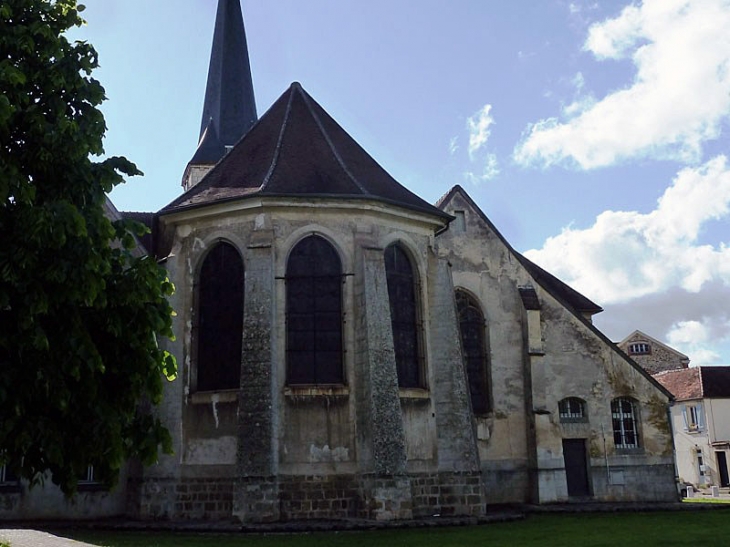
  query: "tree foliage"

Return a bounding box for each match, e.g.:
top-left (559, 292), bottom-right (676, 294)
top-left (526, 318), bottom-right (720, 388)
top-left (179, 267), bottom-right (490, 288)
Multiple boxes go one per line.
top-left (0, 0), bottom-right (176, 495)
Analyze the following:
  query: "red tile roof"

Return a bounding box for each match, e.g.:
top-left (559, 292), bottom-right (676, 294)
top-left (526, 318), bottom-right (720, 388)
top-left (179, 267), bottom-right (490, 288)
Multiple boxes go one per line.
top-left (653, 366), bottom-right (730, 400)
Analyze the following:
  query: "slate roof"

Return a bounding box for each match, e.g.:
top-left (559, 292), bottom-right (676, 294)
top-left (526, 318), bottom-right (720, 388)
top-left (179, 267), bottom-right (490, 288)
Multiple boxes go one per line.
top-left (193, 0), bottom-right (257, 164)
top-left (190, 118), bottom-right (226, 165)
top-left (121, 211), bottom-right (156, 255)
top-left (701, 367), bottom-right (730, 398)
top-left (653, 366), bottom-right (730, 400)
top-left (163, 82), bottom-right (451, 221)
top-left (515, 253), bottom-right (603, 315)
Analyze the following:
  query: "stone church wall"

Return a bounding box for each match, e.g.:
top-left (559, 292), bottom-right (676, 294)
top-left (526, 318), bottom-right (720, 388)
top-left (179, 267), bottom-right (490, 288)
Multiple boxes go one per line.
top-left (144, 200), bottom-right (487, 522)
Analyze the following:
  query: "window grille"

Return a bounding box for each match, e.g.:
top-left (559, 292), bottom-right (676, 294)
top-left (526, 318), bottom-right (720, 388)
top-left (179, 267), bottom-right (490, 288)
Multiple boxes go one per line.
top-left (385, 244), bottom-right (423, 388)
top-left (611, 398), bottom-right (639, 449)
top-left (455, 290), bottom-right (490, 414)
top-left (559, 398), bottom-right (586, 421)
top-left (628, 342), bottom-right (650, 355)
top-left (0, 464), bottom-right (18, 484)
top-left (286, 235), bottom-right (343, 385)
top-left (196, 242), bottom-right (244, 391)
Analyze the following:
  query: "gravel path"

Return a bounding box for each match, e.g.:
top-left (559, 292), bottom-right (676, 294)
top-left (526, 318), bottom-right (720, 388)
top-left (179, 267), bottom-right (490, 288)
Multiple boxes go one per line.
top-left (0, 530), bottom-right (96, 547)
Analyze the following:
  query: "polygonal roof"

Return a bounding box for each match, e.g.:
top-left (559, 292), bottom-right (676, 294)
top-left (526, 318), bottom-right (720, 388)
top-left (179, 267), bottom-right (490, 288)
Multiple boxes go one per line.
top-left (163, 82), bottom-right (451, 221)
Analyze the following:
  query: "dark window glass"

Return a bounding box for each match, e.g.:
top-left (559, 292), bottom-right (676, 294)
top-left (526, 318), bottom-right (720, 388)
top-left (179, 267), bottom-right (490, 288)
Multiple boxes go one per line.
top-left (0, 464), bottom-right (18, 484)
top-left (286, 235), bottom-right (343, 385)
top-left (385, 244), bottom-right (422, 388)
top-left (611, 398), bottom-right (639, 448)
top-left (629, 343), bottom-right (651, 355)
top-left (456, 290), bottom-right (490, 414)
top-left (196, 242), bottom-right (244, 391)
top-left (559, 397), bottom-right (587, 422)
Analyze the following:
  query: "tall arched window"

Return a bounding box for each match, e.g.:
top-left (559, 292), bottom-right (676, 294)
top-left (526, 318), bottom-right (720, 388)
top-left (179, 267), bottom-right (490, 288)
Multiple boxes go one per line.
top-left (384, 243), bottom-right (423, 388)
top-left (611, 398), bottom-right (639, 449)
top-left (196, 242), bottom-right (244, 391)
top-left (455, 290), bottom-right (490, 415)
top-left (286, 235), bottom-right (343, 385)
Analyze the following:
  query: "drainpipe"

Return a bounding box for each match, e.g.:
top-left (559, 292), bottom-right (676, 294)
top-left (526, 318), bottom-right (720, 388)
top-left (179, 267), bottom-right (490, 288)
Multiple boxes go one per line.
top-left (601, 423), bottom-right (611, 485)
top-left (667, 400), bottom-right (681, 500)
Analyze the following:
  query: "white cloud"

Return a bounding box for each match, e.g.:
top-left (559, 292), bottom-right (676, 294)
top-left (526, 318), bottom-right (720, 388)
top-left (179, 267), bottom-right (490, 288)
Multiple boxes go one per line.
top-left (667, 320), bottom-right (723, 366)
top-left (467, 104), bottom-right (495, 160)
top-left (463, 104), bottom-right (499, 183)
top-left (463, 154), bottom-right (499, 185)
top-left (448, 136), bottom-right (459, 156)
top-left (514, 0), bottom-right (730, 169)
top-left (523, 155), bottom-right (730, 304)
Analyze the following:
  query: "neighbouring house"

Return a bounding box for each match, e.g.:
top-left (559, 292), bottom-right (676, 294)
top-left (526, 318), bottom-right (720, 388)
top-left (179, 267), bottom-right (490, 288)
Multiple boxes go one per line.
top-left (618, 330), bottom-right (690, 374)
top-left (0, 0), bottom-right (679, 522)
top-left (654, 367), bottom-right (730, 490)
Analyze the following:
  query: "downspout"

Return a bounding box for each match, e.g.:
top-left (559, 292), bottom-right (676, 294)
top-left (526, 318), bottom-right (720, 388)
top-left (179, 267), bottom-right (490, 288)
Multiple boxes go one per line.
top-left (667, 400), bottom-right (681, 500)
top-left (601, 423), bottom-right (611, 485)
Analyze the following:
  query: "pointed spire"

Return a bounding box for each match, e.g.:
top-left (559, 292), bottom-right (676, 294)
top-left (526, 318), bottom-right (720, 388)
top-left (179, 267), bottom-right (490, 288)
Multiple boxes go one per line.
top-left (199, 0), bottom-right (257, 150)
top-left (190, 118), bottom-right (226, 165)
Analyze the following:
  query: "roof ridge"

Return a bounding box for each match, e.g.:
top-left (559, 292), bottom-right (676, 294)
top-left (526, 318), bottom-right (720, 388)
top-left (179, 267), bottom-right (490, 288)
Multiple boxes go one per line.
top-left (294, 83), bottom-right (370, 196)
top-left (699, 366), bottom-right (705, 398)
top-left (259, 84), bottom-right (296, 191)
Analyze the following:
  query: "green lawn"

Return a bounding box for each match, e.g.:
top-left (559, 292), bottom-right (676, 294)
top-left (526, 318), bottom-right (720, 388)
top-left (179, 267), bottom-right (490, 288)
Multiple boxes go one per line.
top-left (59, 510), bottom-right (730, 547)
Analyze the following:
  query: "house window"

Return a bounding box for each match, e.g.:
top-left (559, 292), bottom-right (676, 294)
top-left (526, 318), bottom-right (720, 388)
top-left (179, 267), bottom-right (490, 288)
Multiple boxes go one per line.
top-left (455, 290), bottom-right (490, 414)
top-left (78, 465), bottom-right (98, 484)
top-left (286, 235), bottom-right (343, 385)
top-left (683, 403), bottom-right (705, 432)
top-left (195, 242), bottom-right (244, 392)
top-left (77, 464), bottom-right (105, 491)
top-left (559, 398), bottom-right (587, 422)
top-left (697, 449), bottom-right (706, 478)
top-left (0, 463), bottom-right (18, 485)
top-left (385, 243), bottom-right (423, 389)
top-left (628, 342), bottom-right (651, 355)
top-left (611, 398), bottom-right (640, 449)
top-left (453, 210), bottom-right (466, 233)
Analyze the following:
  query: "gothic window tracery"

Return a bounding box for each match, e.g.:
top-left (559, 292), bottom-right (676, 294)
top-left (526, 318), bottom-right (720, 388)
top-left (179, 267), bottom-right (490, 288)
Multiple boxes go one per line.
top-left (195, 242), bottom-right (244, 392)
top-left (286, 235), bottom-right (344, 385)
top-left (385, 243), bottom-right (423, 389)
top-left (455, 290), bottom-right (490, 414)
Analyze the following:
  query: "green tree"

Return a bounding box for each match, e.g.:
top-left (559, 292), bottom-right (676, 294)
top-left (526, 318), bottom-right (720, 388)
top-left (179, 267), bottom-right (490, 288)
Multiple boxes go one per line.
top-left (0, 0), bottom-right (176, 495)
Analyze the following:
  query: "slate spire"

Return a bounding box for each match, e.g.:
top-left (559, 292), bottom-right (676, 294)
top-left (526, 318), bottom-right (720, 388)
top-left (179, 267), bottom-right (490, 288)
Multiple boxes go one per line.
top-left (196, 0), bottom-right (257, 160)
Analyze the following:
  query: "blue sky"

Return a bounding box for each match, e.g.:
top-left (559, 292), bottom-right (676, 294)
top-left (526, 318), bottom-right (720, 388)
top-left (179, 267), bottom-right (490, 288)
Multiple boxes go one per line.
top-left (71, 0), bottom-right (730, 366)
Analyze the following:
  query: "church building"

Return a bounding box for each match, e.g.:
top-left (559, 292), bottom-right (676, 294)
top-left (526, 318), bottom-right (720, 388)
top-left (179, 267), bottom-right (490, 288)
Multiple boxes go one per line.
top-left (0, 0), bottom-right (678, 522)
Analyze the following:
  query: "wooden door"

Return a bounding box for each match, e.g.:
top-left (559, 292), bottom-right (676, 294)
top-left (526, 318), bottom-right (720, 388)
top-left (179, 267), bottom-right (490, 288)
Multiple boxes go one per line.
top-left (563, 439), bottom-right (591, 497)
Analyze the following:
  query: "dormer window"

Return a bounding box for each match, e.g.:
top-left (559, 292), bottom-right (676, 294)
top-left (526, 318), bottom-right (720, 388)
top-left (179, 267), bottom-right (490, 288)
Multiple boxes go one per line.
top-left (453, 210), bottom-right (466, 233)
top-left (629, 342), bottom-right (651, 355)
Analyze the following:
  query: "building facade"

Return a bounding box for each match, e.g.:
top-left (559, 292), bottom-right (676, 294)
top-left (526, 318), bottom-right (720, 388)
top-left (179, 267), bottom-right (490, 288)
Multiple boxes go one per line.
top-left (654, 367), bottom-right (730, 490)
top-left (618, 330), bottom-right (690, 375)
top-left (0, 0), bottom-right (678, 522)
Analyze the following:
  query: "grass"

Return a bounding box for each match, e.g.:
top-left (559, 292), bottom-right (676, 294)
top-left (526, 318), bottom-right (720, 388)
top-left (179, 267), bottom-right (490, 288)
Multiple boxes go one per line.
top-left (59, 510), bottom-right (730, 547)
top-left (683, 496), bottom-right (730, 504)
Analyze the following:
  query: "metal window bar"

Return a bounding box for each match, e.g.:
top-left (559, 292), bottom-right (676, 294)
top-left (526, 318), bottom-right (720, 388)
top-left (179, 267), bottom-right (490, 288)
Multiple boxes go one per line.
top-left (612, 399), bottom-right (639, 449)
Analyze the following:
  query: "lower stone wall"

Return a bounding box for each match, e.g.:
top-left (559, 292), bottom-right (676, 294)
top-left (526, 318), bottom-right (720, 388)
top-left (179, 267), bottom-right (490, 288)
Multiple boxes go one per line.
top-left (410, 471), bottom-right (485, 518)
top-left (590, 462), bottom-right (678, 502)
top-left (136, 471), bottom-right (488, 522)
top-left (480, 463), bottom-right (530, 504)
top-left (137, 478), bottom-right (233, 520)
top-left (278, 475), bottom-right (361, 520)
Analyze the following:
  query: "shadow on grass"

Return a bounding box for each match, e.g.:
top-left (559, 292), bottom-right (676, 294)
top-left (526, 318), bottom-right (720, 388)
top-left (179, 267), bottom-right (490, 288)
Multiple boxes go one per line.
top-left (60, 511), bottom-right (730, 547)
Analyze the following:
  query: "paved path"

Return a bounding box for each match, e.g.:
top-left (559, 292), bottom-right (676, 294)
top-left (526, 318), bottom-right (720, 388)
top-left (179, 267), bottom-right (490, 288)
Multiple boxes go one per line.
top-left (0, 530), bottom-right (95, 547)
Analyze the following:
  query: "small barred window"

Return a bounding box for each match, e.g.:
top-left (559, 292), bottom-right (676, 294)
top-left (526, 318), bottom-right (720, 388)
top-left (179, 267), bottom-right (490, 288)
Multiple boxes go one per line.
top-left (559, 398), bottom-right (587, 422)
